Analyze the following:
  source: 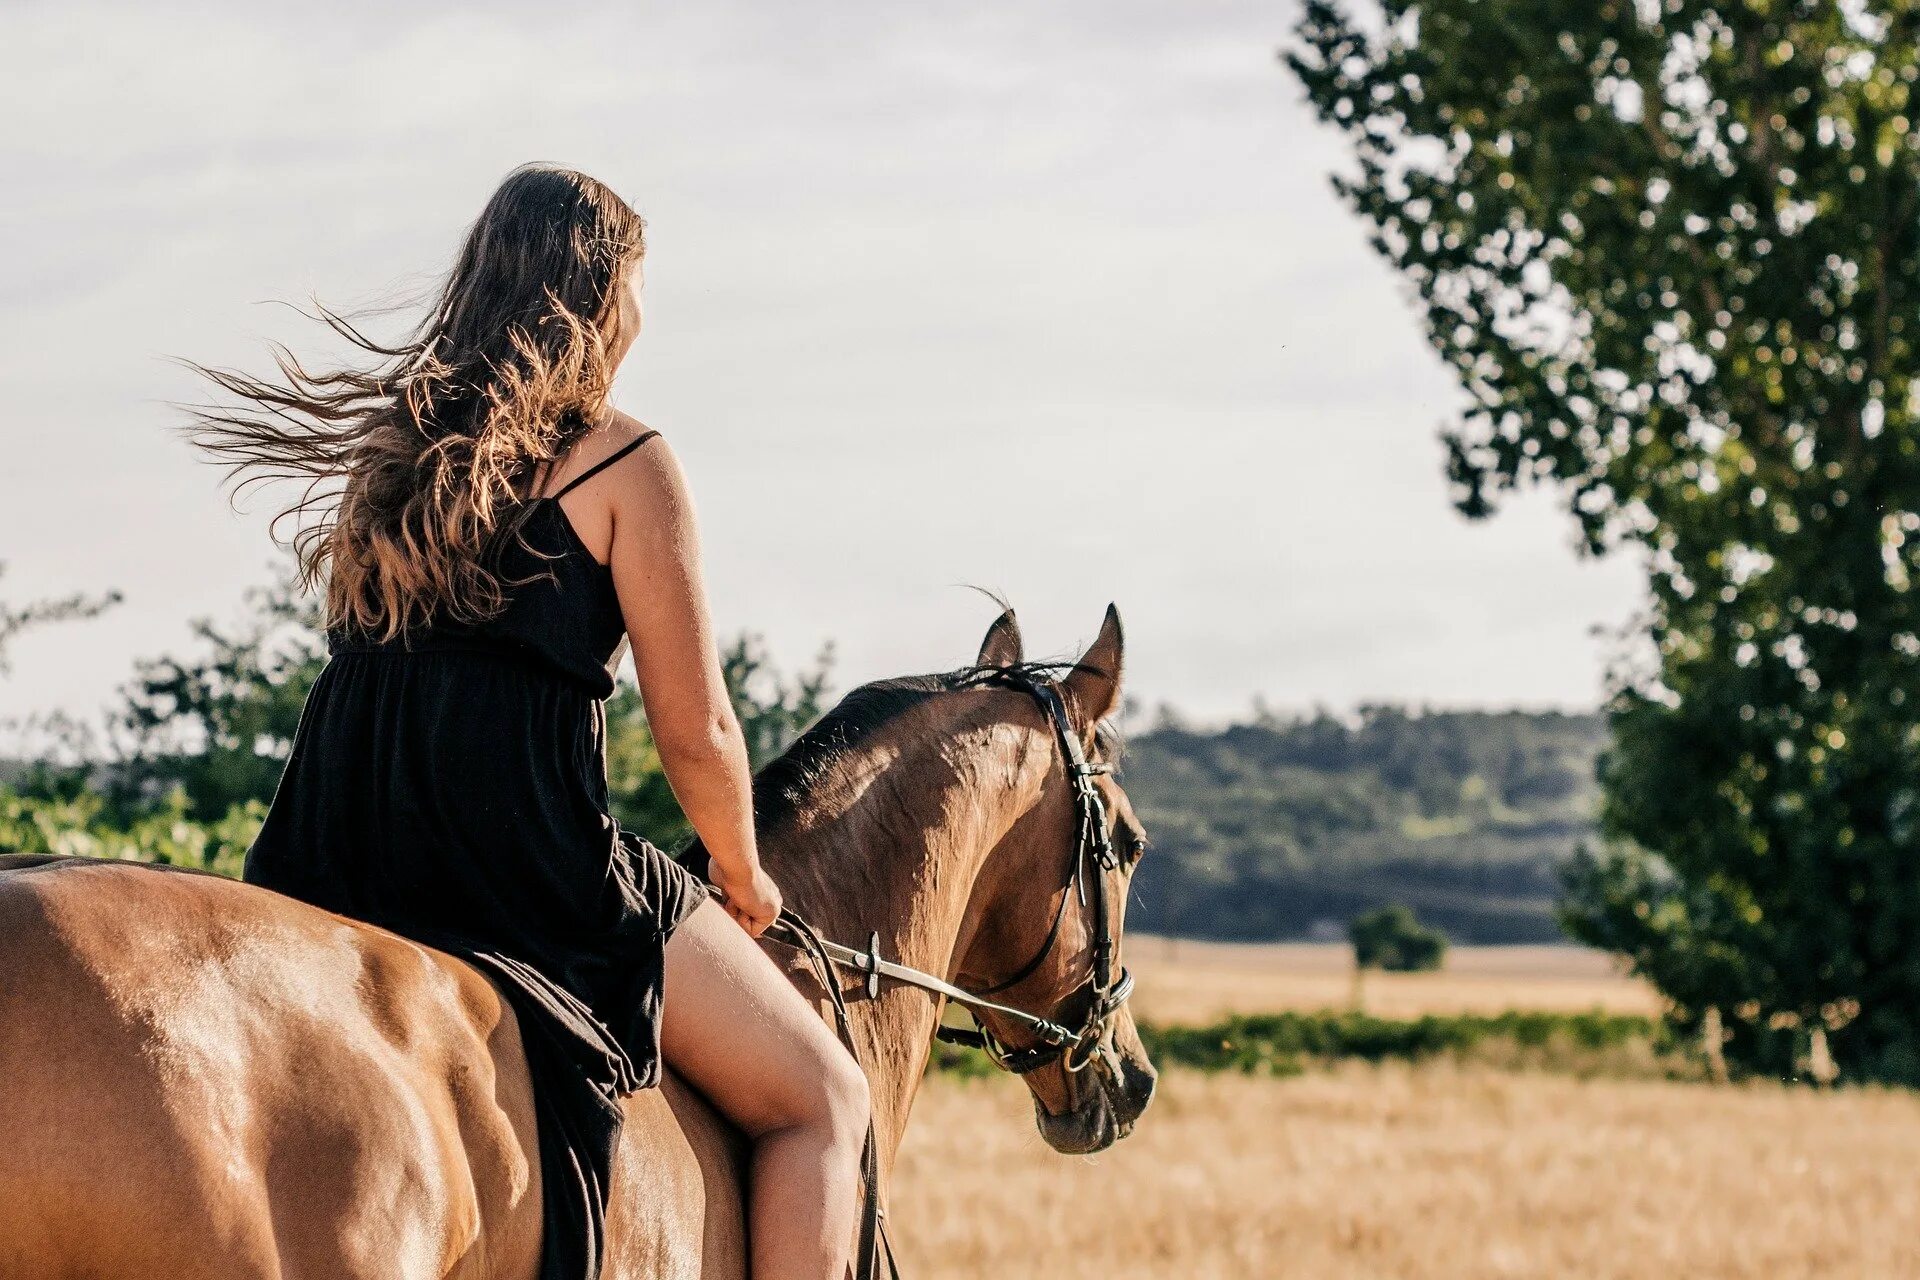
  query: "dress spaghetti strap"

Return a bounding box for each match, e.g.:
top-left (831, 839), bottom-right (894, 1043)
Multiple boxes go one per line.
top-left (547, 430), bottom-right (661, 502)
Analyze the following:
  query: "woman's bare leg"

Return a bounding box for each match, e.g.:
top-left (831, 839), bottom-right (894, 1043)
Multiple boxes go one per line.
top-left (661, 899), bottom-right (870, 1279)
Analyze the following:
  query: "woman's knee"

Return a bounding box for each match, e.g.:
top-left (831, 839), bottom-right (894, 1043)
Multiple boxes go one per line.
top-left (719, 1023), bottom-right (870, 1147)
top-left (762, 1033), bottom-right (868, 1147)
top-left (815, 1040), bottom-right (871, 1147)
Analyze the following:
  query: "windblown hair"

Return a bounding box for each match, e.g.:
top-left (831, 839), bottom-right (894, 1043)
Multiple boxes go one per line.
top-left (177, 163), bottom-right (647, 641)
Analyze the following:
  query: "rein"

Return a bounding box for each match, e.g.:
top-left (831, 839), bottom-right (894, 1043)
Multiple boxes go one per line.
top-left (730, 668), bottom-right (1135, 1280)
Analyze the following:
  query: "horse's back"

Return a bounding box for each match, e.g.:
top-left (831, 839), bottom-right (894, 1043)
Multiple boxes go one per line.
top-left (0, 854), bottom-right (743, 1279)
top-left (0, 855), bottom-right (546, 1279)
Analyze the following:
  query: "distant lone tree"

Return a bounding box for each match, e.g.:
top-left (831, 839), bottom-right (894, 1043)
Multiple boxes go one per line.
top-left (1350, 904), bottom-right (1449, 972)
top-left (1292, 3), bottom-right (1920, 1079)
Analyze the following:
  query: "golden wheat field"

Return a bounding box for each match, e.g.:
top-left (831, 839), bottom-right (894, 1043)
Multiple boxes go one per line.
top-left (891, 1066), bottom-right (1920, 1280)
top-left (889, 942), bottom-right (1920, 1279)
top-left (1123, 936), bottom-right (1661, 1022)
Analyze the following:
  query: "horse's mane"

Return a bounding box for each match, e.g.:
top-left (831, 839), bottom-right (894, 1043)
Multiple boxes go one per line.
top-left (744, 660), bottom-right (1122, 840)
top-left (749, 673), bottom-right (952, 834)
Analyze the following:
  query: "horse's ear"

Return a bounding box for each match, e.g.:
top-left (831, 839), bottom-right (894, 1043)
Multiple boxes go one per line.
top-left (1063, 604), bottom-right (1124, 733)
top-left (976, 608), bottom-right (1024, 668)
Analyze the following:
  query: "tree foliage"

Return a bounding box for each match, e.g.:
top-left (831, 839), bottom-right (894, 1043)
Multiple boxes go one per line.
top-left (605, 634), bottom-right (834, 846)
top-left (0, 786), bottom-right (256, 879)
top-left (1291, 1), bottom-right (1920, 1079)
top-left (105, 575), bottom-right (326, 823)
top-left (1350, 903), bottom-right (1451, 971)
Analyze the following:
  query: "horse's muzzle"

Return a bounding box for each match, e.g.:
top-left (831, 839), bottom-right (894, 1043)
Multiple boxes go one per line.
top-left (1032, 1043), bottom-right (1157, 1154)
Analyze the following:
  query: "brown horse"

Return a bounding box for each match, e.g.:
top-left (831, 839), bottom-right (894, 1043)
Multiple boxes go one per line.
top-left (0, 607), bottom-right (1155, 1279)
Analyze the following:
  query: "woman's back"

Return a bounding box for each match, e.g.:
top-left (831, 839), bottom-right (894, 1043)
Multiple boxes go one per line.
top-left (325, 426), bottom-right (661, 699)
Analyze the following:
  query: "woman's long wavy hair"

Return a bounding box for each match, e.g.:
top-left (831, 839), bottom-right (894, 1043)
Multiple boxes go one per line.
top-left (179, 164), bottom-right (646, 642)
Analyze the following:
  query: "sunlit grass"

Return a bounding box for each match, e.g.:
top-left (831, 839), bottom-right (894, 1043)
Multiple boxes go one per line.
top-left (1125, 937), bottom-right (1661, 1023)
top-left (894, 1065), bottom-right (1920, 1279)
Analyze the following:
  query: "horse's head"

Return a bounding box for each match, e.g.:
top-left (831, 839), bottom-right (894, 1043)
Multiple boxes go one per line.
top-left (950, 605), bottom-right (1157, 1154)
top-left (746, 605), bottom-right (1158, 1155)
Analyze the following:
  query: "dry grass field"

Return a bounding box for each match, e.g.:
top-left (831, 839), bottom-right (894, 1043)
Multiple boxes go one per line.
top-left (891, 942), bottom-right (1917, 1278)
top-left (892, 1065), bottom-right (1920, 1279)
top-left (1125, 936), bottom-right (1662, 1022)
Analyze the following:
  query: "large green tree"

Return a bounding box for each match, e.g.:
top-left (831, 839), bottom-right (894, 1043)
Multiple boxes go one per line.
top-left (1291, 1), bottom-right (1920, 1079)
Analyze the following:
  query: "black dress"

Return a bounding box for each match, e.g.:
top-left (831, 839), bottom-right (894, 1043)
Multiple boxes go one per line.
top-left (245, 428), bottom-right (707, 1280)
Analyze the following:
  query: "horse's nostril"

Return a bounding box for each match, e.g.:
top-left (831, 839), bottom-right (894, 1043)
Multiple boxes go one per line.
top-left (1108, 1058), bottom-right (1156, 1129)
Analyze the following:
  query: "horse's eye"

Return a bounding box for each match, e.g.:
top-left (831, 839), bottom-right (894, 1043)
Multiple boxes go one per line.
top-left (1121, 830), bottom-right (1148, 866)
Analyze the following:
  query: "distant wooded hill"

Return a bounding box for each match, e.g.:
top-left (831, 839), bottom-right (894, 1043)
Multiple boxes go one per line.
top-left (1122, 707), bottom-right (1606, 944)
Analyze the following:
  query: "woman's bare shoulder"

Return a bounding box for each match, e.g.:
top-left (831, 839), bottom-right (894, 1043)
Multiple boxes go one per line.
top-left (604, 407), bottom-right (661, 443)
top-left (601, 410), bottom-right (680, 480)
top-left (587, 408), bottom-right (664, 458)
top-left (540, 409), bottom-right (669, 496)
top-left (599, 411), bottom-right (692, 524)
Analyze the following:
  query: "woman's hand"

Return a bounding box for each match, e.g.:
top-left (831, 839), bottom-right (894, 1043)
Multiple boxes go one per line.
top-left (711, 857), bottom-right (783, 937)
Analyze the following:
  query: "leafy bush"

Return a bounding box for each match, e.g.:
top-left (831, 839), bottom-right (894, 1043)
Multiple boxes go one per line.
top-left (0, 786), bottom-right (258, 879)
top-left (1349, 904), bottom-right (1448, 972)
top-left (930, 1008), bottom-right (1689, 1081)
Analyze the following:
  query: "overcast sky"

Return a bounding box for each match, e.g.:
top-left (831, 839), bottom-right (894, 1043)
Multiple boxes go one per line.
top-left (0, 0), bottom-right (1643, 745)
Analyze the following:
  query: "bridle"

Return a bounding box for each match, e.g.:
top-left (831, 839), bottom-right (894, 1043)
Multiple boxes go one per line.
top-left (926, 670), bottom-right (1135, 1074)
top-left (735, 666), bottom-right (1138, 1280)
top-left (770, 668), bottom-right (1134, 1076)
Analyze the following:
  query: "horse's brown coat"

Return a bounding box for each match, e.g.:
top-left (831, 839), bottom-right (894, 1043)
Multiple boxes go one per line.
top-left (0, 611), bottom-right (1153, 1279)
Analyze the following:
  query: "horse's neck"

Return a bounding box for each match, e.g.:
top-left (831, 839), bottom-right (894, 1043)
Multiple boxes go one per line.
top-left (761, 830), bottom-right (984, 1166)
top-left (759, 719), bottom-right (1032, 1166)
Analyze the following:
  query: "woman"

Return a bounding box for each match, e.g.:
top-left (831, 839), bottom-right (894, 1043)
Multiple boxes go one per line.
top-left (183, 163), bottom-right (870, 1280)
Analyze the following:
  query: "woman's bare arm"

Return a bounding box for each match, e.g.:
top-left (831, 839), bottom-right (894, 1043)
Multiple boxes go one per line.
top-left (601, 425), bottom-right (781, 934)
